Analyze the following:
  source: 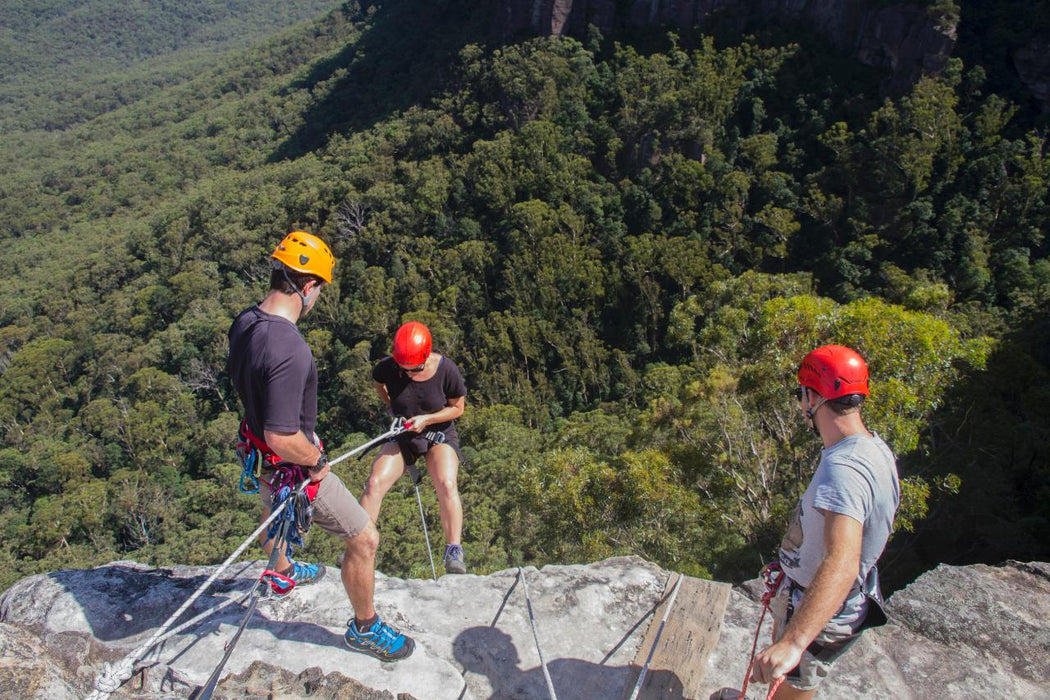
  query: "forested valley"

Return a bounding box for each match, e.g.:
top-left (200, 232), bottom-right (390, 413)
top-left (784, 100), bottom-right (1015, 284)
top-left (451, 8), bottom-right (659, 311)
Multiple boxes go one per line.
top-left (0, 0), bottom-right (1046, 594)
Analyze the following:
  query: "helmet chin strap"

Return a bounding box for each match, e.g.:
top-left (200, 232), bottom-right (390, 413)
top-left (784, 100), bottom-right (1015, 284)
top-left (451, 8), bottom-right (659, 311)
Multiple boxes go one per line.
top-left (802, 388), bottom-right (828, 435)
top-left (278, 265), bottom-right (320, 315)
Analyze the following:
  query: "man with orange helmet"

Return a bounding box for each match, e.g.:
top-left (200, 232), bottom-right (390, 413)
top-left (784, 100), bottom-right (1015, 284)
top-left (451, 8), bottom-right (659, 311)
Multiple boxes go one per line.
top-left (751, 345), bottom-right (899, 697)
top-left (227, 232), bottom-right (414, 661)
top-left (361, 321), bottom-right (469, 574)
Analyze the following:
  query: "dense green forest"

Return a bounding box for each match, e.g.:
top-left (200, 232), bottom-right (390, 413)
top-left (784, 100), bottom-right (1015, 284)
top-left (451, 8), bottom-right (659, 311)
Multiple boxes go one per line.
top-left (0, 0), bottom-right (1046, 593)
top-left (0, 0), bottom-right (343, 132)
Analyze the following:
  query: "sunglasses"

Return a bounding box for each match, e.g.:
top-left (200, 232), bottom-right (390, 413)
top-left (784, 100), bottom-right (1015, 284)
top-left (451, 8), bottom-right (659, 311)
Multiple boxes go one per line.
top-left (400, 362), bottom-right (426, 374)
top-left (793, 386), bottom-right (805, 401)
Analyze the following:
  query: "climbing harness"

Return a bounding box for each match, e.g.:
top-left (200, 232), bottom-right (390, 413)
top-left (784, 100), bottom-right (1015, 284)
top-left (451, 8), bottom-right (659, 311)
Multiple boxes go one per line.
top-left (735, 561), bottom-right (788, 700)
top-left (86, 495), bottom-right (299, 700)
top-left (627, 572), bottom-right (684, 700)
top-left (518, 567), bottom-right (558, 700)
top-left (235, 420), bottom-right (282, 494)
top-left (196, 483), bottom-right (305, 700)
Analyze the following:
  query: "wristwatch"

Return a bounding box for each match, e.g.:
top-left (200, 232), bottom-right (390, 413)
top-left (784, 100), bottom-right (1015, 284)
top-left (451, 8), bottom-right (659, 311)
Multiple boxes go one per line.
top-left (313, 450), bottom-right (328, 472)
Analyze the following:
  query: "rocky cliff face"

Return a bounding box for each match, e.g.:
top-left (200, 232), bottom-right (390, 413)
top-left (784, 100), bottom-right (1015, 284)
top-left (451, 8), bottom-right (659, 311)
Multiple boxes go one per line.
top-left (497, 0), bottom-right (956, 94)
top-left (1, 557), bottom-right (1048, 699)
top-left (1014, 35), bottom-right (1050, 113)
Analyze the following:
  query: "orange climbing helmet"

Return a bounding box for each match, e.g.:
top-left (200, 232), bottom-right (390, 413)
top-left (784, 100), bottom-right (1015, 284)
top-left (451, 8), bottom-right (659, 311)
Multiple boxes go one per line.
top-left (392, 322), bottom-right (432, 367)
top-left (271, 231), bottom-right (334, 284)
top-left (797, 344), bottom-right (870, 401)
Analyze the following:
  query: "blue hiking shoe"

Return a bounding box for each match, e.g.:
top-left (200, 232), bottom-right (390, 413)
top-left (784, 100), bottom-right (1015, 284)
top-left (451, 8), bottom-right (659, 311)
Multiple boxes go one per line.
top-left (344, 617), bottom-right (415, 662)
top-left (270, 560), bottom-right (326, 598)
top-left (443, 544), bottom-right (466, 574)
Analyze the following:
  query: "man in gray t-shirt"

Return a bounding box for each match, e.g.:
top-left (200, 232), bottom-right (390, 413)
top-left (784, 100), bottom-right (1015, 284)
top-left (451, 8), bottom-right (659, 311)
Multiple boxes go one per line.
top-left (752, 345), bottom-right (899, 697)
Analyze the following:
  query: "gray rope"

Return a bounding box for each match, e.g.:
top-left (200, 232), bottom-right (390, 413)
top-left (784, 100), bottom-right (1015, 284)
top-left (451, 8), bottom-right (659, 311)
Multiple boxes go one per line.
top-left (329, 417), bottom-right (406, 467)
top-left (628, 572), bottom-right (684, 700)
top-left (518, 567), bottom-right (558, 700)
top-left (86, 497), bottom-right (294, 699)
top-left (415, 482), bottom-right (437, 580)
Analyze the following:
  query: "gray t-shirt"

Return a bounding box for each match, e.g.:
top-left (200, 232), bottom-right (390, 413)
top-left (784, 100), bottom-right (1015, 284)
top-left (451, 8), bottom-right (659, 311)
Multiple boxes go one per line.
top-left (778, 432), bottom-right (900, 596)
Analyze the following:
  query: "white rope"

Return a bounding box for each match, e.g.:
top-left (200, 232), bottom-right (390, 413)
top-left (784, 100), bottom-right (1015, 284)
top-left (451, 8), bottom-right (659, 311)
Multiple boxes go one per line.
top-left (628, 572), bottom-right (684, 700)
top-left (518, 567), bottom-right (558, 700)
top-left (414, 483), bottom-right (438, 580)
top-left (328, 418), bottom-right (405, 467)
top-left (85, 498), bottom-right (293, 700)
top-left (87, 419), bottom-right (403, 699)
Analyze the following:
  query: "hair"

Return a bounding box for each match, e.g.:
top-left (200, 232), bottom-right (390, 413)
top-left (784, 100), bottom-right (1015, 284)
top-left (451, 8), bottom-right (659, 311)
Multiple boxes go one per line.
top-left (270, 266), bottom-right (323, 294)
top-left (827, 395), bottom-right (865, 416)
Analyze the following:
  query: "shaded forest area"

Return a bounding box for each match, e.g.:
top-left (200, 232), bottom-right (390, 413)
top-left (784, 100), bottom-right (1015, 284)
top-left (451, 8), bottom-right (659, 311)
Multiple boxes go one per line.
top-left (0, 0), bottom-right (1046, 593)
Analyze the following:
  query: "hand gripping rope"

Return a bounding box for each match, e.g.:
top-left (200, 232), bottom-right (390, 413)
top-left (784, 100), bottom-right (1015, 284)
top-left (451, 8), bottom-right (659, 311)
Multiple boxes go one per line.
top-left (734, 562), bottom-right (788, 700)
top-left (330, 416), bottom-right (408, 466)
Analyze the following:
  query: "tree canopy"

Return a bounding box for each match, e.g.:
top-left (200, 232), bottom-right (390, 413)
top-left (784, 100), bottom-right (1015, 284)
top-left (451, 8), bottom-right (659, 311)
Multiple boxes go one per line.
top-left (0, 0), bottom-right (1046, 593)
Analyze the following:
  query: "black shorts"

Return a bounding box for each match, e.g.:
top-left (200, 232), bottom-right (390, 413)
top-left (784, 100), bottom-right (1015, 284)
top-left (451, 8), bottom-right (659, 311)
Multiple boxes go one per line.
top-left (393, 425), bottom-right (461, 466)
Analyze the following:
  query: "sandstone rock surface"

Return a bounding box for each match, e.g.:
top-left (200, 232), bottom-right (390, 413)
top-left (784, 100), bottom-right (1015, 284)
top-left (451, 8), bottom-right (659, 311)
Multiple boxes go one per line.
top-left (1, 556), bottom-right (1048, 699)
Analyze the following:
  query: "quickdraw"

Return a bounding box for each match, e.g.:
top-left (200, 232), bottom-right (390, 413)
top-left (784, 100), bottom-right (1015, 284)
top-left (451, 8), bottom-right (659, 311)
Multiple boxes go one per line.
top-left (235, 420), bottom-right (283, 494)
top-left (267, 477), bottom-right (312, 559)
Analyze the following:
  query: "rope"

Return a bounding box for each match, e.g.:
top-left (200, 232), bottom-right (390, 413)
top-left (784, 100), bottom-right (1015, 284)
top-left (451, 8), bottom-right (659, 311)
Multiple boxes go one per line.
top-left (518, 567), bottom-right (558, 700)
top-left (196, 515), bottom-right (293, 700)
top-left (85, 496), bottom-right (295, 700)
top-left (414, 483), bottom-right (437, 580)
top-left (329, 417), bottom-right (406, 467)
top-left (87, 420), bottom-right (404, 699)
top-left (627, 572), bottom-right (684, 700)
top-left (737, 564), bottom-right (788, 700)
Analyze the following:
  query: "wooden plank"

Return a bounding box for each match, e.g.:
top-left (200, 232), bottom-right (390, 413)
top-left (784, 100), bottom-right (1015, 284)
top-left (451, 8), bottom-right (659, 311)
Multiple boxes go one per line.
top-left (622, 573), bottom-right (732, 700)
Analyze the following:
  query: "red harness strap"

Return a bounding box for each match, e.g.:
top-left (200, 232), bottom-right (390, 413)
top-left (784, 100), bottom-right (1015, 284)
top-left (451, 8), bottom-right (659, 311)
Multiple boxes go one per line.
top-left (261, 569), bottom-right (296, 596)
top-left (238, 420), bottom-right (321, 501)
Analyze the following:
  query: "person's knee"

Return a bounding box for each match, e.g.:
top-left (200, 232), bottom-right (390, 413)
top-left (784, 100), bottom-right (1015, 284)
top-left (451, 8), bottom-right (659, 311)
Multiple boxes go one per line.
top-left (346, 523), bottom-right (379, 557)
top-left (433, 473), bottom-right (458, 498)
top-left (364, 471), bottom-right (393, 498)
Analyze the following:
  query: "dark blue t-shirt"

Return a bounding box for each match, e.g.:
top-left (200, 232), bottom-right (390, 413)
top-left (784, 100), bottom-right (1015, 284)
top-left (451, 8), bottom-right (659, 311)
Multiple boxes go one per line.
top-left (227, 306), bottom-right (317, 440)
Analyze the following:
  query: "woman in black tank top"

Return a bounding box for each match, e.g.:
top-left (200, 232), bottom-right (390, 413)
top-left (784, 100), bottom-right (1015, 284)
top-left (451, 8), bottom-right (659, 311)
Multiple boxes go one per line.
top-left (360, 322), bottom-right (468, 574)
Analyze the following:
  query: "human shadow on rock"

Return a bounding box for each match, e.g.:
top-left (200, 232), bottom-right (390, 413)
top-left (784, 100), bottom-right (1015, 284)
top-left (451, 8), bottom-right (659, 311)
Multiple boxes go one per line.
top-left (454, 625), bottom-right (686, 699)
top-left (46, 562), bottom-right (345, 654)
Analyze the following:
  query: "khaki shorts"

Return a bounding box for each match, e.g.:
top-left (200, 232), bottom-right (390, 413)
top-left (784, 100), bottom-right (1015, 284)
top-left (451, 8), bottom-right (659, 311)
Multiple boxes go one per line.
top-left (769, 583), bottom-right (864, 691)
top-left (258, 470), bottom-right (371, 540)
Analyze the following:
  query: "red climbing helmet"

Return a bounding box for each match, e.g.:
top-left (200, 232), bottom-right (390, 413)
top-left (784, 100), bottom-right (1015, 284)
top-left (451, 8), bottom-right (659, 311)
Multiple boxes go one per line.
top-left (797, 344), bottom-right (870, 401)
top-left (392, 322), bottom-right (432, 367)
